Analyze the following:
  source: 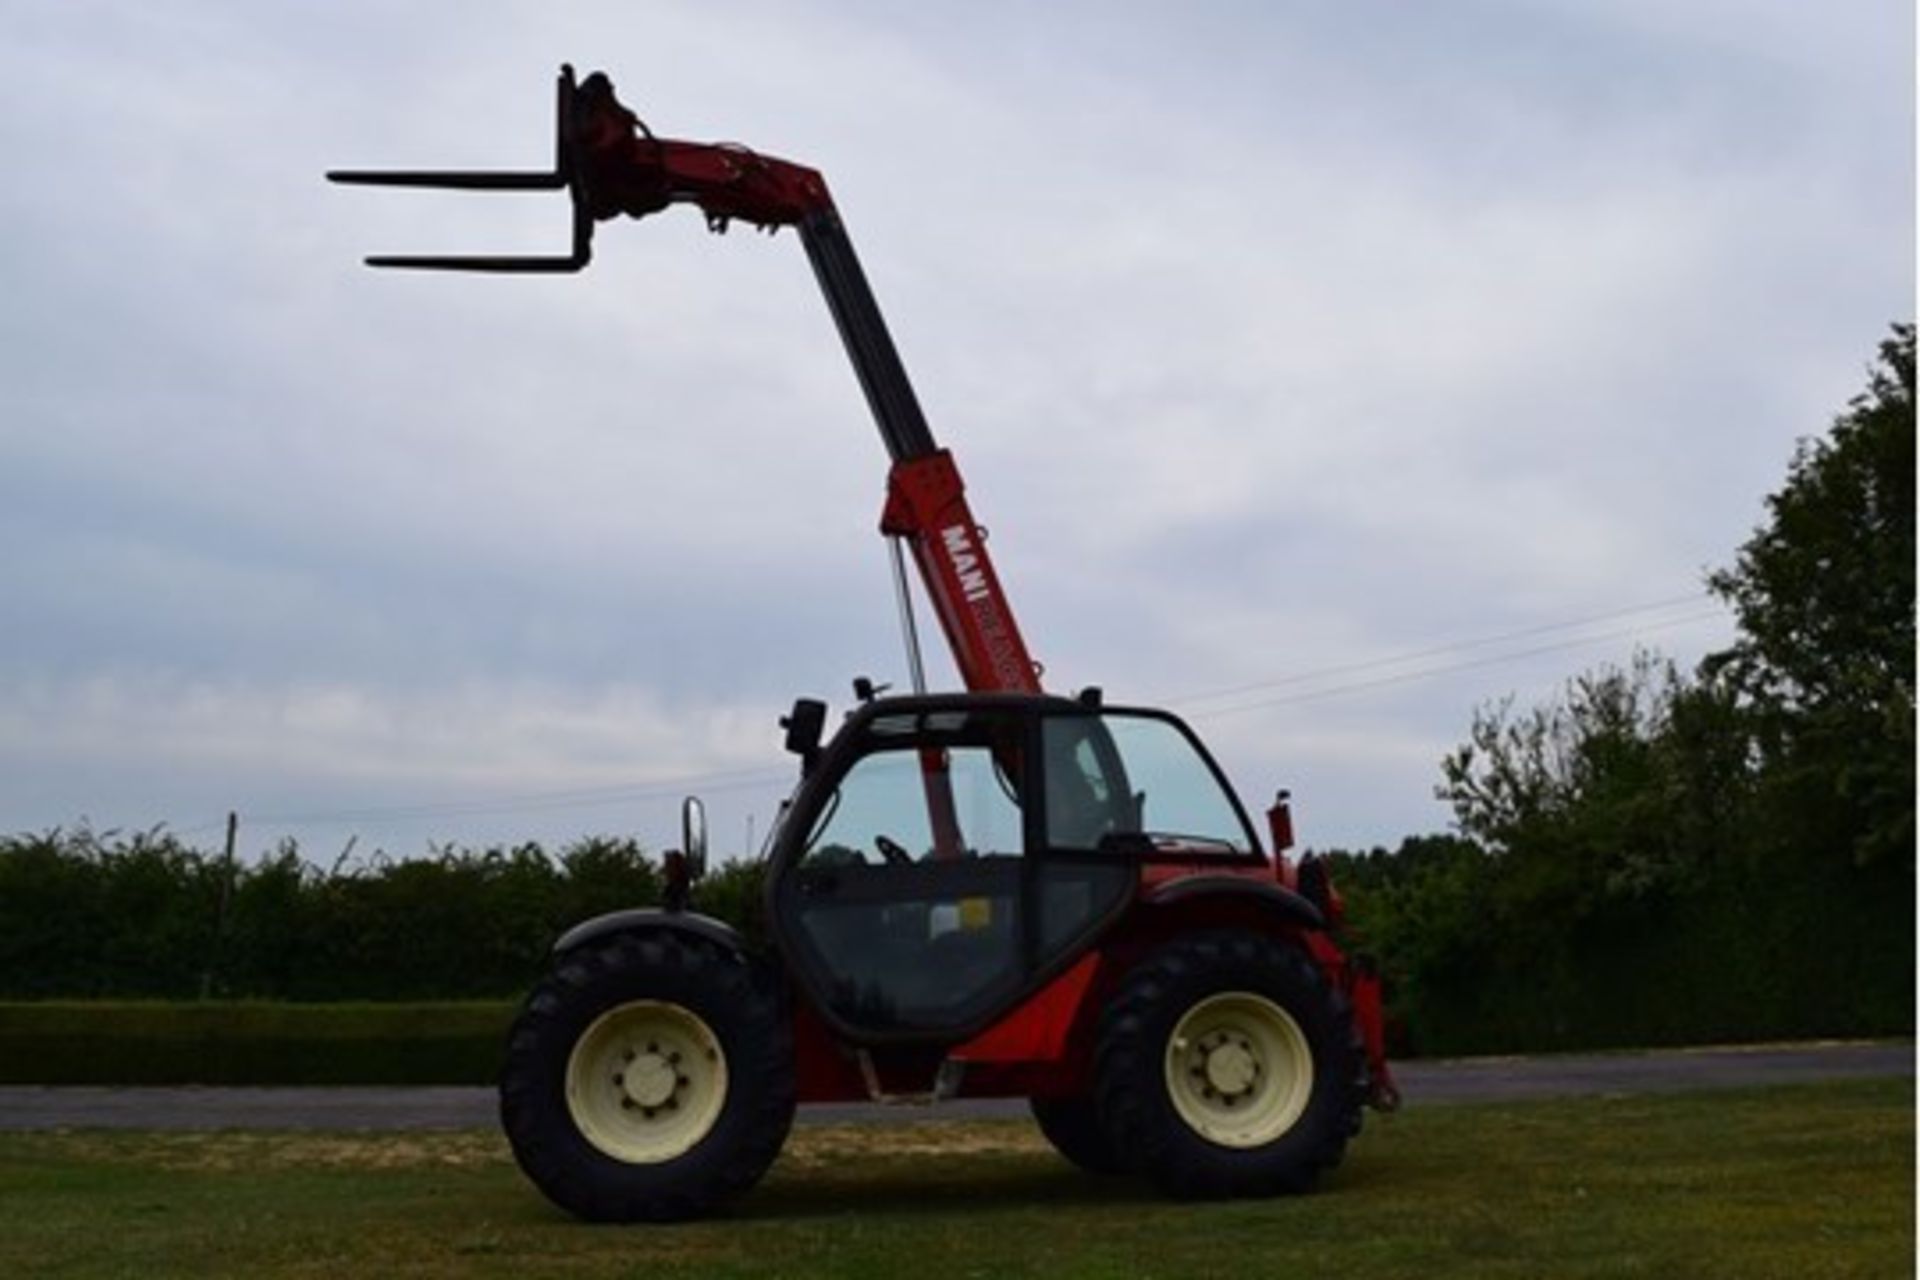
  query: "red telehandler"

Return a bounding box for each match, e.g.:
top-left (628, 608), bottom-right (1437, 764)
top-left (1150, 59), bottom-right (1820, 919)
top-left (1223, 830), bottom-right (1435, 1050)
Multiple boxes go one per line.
top-left (332, 65), bottom-right (1398, 1223)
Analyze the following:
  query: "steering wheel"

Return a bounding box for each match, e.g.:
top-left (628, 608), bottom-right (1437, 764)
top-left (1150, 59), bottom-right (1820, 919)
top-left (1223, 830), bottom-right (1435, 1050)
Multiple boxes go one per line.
top-left (873, 834), bottom-right (913, 866)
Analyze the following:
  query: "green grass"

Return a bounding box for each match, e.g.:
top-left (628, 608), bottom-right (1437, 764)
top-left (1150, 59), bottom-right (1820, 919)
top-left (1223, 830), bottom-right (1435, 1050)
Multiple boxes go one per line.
top-left (0, 1079), bottom-right (1910, 1279)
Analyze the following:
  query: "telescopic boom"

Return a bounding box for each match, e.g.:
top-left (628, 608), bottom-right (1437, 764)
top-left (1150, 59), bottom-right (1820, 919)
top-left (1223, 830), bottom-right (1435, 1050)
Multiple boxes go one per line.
top-left (330, 65), bottom-right (1040, 695)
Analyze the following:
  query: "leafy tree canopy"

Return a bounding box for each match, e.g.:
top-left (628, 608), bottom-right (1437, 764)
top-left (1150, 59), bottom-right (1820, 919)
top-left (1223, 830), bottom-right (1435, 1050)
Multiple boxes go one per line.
top-left (1437, 652), bottom-right (1745, 906)
top-left (1708, 324), bottom-right (1915, 717)
top-left (1708, 324), bottom-right (1915, 864)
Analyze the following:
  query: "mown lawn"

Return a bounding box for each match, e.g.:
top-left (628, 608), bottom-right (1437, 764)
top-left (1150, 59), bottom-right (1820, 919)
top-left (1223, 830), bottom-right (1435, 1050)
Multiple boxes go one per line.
top-left (0, 1079), bottom-right (1909, 1279)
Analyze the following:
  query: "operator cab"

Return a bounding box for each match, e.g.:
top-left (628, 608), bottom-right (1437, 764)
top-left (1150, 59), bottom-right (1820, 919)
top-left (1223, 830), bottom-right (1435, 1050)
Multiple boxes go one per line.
top-left (765, 693), bottom-right (1265, 1044)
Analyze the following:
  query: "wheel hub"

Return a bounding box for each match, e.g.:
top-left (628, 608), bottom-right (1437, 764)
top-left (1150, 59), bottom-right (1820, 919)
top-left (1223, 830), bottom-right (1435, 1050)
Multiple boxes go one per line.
top-left (1204, 1037), bottom-right (1258, 1096)
top-left (565, 1000), bottom-right (728, 1163)
top-left (1164, 991), bottom-right (1314, 1148)
top-left (621, 1051), bottom-right (680, 1109)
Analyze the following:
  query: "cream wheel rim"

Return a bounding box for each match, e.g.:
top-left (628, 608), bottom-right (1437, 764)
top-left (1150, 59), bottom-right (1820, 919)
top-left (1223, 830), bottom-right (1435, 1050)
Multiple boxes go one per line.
top-left (565, 1000), bottom-right (728, 1164)
top-left (1163, 991), bottom-right (1313, 1148)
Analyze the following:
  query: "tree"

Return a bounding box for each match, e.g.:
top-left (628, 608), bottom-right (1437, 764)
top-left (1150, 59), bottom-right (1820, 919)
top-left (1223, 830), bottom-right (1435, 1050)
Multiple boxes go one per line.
top-left (1437, 651), bottom-right (1737, 906)
top-left (1707, 324), bottom-right (1915, 865)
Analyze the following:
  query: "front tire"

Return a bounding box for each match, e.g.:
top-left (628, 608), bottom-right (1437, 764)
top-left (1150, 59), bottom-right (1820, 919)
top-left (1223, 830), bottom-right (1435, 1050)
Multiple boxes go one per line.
top-left (499, 931), bottom-right (795, 1222)
top-left (1094, 930), bottom-right (1362, 1199)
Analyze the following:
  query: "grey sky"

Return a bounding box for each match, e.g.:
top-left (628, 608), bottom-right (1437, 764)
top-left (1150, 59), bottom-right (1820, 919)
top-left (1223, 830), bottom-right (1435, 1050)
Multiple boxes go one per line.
top-left (1, 1), bottom-right (1911, 862)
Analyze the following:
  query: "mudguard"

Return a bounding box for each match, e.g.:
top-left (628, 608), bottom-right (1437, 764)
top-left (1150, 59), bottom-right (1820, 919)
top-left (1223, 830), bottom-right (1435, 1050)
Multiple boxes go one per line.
top-left (1141, 874), bottom-right (1325, 931)
top-left (551, 908), bottom-right (747, 957)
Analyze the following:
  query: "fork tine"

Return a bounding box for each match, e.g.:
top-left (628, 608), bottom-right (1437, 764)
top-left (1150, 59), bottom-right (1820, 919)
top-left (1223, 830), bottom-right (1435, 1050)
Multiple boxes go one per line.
top-left (327, 169), bottom-right (566, 191)
top-left (363, 252), bottom-right (589, 273)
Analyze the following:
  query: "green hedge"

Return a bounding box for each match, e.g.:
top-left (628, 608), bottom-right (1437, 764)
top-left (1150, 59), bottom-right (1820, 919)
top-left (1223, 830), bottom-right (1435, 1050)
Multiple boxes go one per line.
top-left (0, 829), bottom-right (655, 1002)
top-left (5, 828), bottom-right (1908, 1071)
top-left (1342, 846), bottom-right (1913, 1058)
top-left (0, 1001), bottom-right (517, 1085)
top-left (0, 828), bottom-right (772, 1003)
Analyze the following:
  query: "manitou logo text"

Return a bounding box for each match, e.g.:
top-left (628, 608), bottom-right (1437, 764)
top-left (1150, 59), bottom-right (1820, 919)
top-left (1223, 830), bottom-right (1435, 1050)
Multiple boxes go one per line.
top-left (941, 524), bottom-right (993, 602)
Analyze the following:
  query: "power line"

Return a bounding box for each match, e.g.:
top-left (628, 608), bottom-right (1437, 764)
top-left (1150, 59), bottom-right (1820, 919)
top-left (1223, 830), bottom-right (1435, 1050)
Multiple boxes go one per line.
top-left (1181, 608), bottom-right (1728, 721)
top-left (188, 591), bottom-right (1731, 832)
top-left (1166, 591), bottom-right (1716, 710)
top-left (218, 764), bottom-right (794, 831)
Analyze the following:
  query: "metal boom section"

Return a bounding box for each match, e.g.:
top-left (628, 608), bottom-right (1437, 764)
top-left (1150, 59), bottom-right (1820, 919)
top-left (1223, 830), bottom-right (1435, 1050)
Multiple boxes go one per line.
top-left (330, 64), bottom-right (1040, 695)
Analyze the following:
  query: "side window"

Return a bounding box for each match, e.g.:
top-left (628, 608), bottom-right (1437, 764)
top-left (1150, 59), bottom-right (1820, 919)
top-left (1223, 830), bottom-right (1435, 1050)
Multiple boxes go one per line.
top-left (1103, 715), bottom-right (1252, 853)
top-left (1041, 716), bottom-right (1137, 850)
top-left (1042, 711), bottom-right (1254, 855)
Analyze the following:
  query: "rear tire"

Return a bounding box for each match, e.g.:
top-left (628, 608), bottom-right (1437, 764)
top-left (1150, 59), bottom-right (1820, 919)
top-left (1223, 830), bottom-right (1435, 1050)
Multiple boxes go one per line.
top-left (1094, 930), bottom-right (1362, 1199)
top-left (499, 931), bottom-right (794, 1222)
top-left (1029, 1095), bottom-right (1132, 1175)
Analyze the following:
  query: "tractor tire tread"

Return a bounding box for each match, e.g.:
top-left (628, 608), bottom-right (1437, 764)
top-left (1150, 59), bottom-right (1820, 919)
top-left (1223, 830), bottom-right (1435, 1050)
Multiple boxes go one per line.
top-left (1029, 1094), bottom-right (1133, 1176)
top-left (499, 930), bottom-right (794, 1222)
top-left (1093, 929), bottom-right (1364, 1199)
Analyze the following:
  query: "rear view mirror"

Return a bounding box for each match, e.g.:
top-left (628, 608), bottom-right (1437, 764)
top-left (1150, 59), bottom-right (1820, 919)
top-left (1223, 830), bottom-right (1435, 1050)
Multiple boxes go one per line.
top-left (681, 796), bottom-right (708, 880)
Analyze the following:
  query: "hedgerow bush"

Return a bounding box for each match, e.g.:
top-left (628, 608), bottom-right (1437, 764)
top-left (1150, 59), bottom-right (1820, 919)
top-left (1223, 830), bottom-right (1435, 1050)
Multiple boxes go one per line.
top-left (0, 827), bottom-right (675, 1001)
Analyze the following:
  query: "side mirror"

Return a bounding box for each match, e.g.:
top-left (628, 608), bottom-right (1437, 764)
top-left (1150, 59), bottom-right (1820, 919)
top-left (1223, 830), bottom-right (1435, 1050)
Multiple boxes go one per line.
top-left (681, 796), bottom-right (708, 880)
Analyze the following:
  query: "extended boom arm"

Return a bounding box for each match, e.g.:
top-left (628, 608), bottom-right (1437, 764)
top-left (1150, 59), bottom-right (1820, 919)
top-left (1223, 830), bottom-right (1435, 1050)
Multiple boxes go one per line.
top-left (330, 65), bottom-right (1039, 695)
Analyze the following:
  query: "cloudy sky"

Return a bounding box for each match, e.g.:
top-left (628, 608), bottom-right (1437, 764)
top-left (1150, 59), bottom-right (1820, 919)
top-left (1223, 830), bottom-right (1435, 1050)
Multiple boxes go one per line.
top-left (2, 1), bottom-right (1911, 863)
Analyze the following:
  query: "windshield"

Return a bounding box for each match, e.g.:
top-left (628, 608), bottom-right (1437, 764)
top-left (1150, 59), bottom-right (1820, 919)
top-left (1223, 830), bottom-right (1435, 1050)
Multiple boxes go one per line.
top-left (1041, 711), bottom-right (1256, 855)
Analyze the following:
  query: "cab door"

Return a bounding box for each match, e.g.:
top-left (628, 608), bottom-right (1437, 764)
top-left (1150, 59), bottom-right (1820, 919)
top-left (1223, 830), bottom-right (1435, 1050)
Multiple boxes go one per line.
top-left (771, 703), bottom-right (1132, 1041)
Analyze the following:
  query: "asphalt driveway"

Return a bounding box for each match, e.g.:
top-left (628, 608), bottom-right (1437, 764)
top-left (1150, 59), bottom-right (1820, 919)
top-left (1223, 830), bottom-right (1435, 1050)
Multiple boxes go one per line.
top-left (0, 1040), bottom-right (1906, 1131)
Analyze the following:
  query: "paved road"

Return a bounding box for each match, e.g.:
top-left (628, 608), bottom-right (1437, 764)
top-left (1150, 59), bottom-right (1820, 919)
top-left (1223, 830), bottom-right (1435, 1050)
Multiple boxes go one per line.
top-left (0, 1041), bottom-right (1906, 1132)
